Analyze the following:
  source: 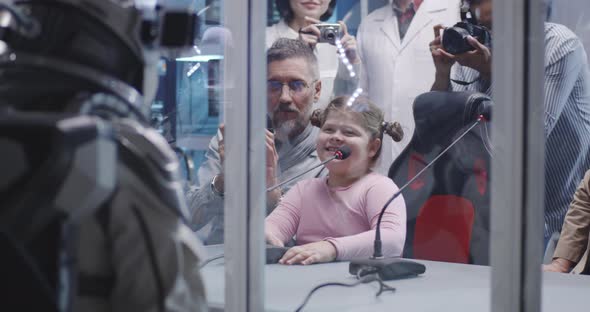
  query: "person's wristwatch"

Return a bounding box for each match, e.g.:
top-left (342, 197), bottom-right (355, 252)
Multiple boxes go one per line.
top-left (210, 175), bottom-right (224, 197)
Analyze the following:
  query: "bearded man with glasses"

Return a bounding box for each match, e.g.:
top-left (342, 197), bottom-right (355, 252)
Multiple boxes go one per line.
top-left (188, 38), bottom-right (328, 244)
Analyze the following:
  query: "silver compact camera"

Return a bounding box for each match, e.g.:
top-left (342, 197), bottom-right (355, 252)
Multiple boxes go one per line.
top-left (315, 23), bottom-right (341, 45)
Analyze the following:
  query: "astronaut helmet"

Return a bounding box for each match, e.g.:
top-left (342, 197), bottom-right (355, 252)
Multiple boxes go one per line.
top-left (0, 0), bottom-right (196, 119)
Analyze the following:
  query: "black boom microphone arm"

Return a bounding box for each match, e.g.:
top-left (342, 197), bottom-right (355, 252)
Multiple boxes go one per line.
top-left (266, 146), bottom-right (351, 193)
top-left (349, 115), bottom-right (486, 280)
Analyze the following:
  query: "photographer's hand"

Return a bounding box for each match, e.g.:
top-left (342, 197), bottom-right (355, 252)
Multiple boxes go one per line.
top-left (455, 36), bottom-right (492, 81)
top-left (299, 16), bottom-right (322, 49)
top-left (430, 24), bottom-right (456, 91)
top-left (338, 21), bottom-right (360, 64)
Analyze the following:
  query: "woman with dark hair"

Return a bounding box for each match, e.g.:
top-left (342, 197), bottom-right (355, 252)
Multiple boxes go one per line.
top-left (274, 0), bottom-right (336, 23)
top-left (267, 0), bottom-right (360, 109)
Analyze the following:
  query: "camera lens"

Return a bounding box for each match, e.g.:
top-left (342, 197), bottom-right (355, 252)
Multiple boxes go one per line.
top-left (325, 30), bottom-right (335, 40)
top-left (442, 27), bottom-right (473, 55)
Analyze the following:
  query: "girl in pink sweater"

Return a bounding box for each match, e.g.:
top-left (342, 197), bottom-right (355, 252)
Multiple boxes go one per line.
top-left (265, 96), bottom-right (407, 265)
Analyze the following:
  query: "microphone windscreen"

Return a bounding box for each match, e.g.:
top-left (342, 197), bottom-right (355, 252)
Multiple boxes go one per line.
top-left (335, 146), bottom-right (352, 160)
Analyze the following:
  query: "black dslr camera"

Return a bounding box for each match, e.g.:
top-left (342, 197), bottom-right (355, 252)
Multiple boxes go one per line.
top-left (442, 21), bottom-right (491, 55)
top-left (442, 0), bottom-right (491, 55)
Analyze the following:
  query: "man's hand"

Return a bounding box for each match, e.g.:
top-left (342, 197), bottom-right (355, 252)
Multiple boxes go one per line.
top-left (213, 124), bottom-right (226, 193)
top-left (279, 241), bottom-right (337, 265)
top-left (216, 127), bottom-right (278, 194)
top-left (338, 21), bottom-right (360, 64)
top-left (542, 258), bottom-right (575, 273)
top-left (455, 36), bottom-right (492, 81)
top-left (218, 124), bottom-right (225, 165)
top-left (265, 130), bottom-right (279, 188)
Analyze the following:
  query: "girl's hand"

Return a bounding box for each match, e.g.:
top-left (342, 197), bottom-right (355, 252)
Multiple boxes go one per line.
top-left (338, 21), bottom-right (359, 64)
top-left (279, 241), bottom-right (337, 265)
top-left (265, 231), bottom-right (284, 247)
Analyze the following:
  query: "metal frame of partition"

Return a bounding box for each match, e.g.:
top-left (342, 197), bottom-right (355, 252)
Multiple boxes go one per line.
top-left (491, 0), bottom-right (545, 311)
top-left (223, 0), bottom-right (267, 311)
top-left (221, 0), bottom-right (548, 310)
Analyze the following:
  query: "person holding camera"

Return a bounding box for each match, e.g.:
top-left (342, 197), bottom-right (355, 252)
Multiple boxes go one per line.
top-left (430, 0), bottom-right (590, 248)
top-left (429, 0), bottom-right (492, 93)
top-left (268, 0), bottom-right (360, 108)
top-left (355, 0), bottom-right (461, 174)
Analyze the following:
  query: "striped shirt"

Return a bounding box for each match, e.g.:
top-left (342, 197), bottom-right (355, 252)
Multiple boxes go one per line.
top-left (450, 23), bottom-right (590, 237)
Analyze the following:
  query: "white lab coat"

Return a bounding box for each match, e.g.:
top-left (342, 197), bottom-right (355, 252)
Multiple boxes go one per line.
top-left (357, 0), bottom-right (461, 174)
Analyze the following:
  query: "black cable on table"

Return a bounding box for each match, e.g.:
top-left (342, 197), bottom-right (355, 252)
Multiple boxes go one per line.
top-left (294, 271), bottom-right (396, 312)
top-left (199, 254), bottom-right (225, 268)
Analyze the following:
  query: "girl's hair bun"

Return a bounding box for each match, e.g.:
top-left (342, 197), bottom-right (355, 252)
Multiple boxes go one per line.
top-left (310, 108), bottom-right (322, 128)
top-left (382, 121), bottom-right (404, 142)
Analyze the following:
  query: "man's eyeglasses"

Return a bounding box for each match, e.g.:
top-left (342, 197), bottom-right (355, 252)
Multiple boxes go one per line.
top-left (267, 80), bottom-right (316, 99)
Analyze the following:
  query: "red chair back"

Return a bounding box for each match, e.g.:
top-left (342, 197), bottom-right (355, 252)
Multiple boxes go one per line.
top-left (413, 195), bottom-right (475, 263)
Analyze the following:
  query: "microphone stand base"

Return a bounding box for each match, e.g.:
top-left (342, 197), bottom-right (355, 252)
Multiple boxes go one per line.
top-left (349, 257), bottom-right (426, 281)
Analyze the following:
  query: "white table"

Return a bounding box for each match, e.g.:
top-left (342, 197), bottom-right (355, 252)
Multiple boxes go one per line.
top-left (200, 245), bottom-right (590, 311)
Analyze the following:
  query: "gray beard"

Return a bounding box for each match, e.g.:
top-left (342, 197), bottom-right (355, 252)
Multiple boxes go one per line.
top-left (273, 102), bottom-right (313, 141)
top-left (275, 119), bottom-right (299, 141)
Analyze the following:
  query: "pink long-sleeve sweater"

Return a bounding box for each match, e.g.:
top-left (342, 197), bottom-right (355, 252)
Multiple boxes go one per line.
top-left (265, 172), bottom-right (406, 260)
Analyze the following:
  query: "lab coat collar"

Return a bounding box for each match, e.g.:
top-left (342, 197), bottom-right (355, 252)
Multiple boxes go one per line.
top-left (400, 0), bottom-right (452, 51)
top-left (399, 0), bottom-right (444, 50)
top-left (372, 0), bottom-right (452, 52)
top-left (376, 7), bottom-right (402, 51)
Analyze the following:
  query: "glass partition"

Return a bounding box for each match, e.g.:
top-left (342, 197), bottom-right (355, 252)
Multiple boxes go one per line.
top-left (157, 0), bottom-right (590, 311)
top-left (153, 3), bottom-right (227, 238)
top-left (150, 0), bottom-right (229, 304)
top-left (540, 0), bottom-right (590, 257)
top-left (260, 0), bottom-right (493, 310)
top-left (540, 0), bottom-right (590, 308)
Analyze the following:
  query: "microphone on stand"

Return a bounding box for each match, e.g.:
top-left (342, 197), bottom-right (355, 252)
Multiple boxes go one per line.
top-left (349, 115), bottom-right (488, 281)
top-left (266, 145), bottom-right (352, 193)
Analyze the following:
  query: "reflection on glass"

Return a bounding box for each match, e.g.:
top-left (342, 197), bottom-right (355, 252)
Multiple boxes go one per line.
top-left (150, 0), bottom-right (229, 309)
top-left (187, 0), bottom-right (590, 310)
top-left (541, 0), bottom-right (590, 276)
top-left (260, 0), bottom-right (493, 311)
